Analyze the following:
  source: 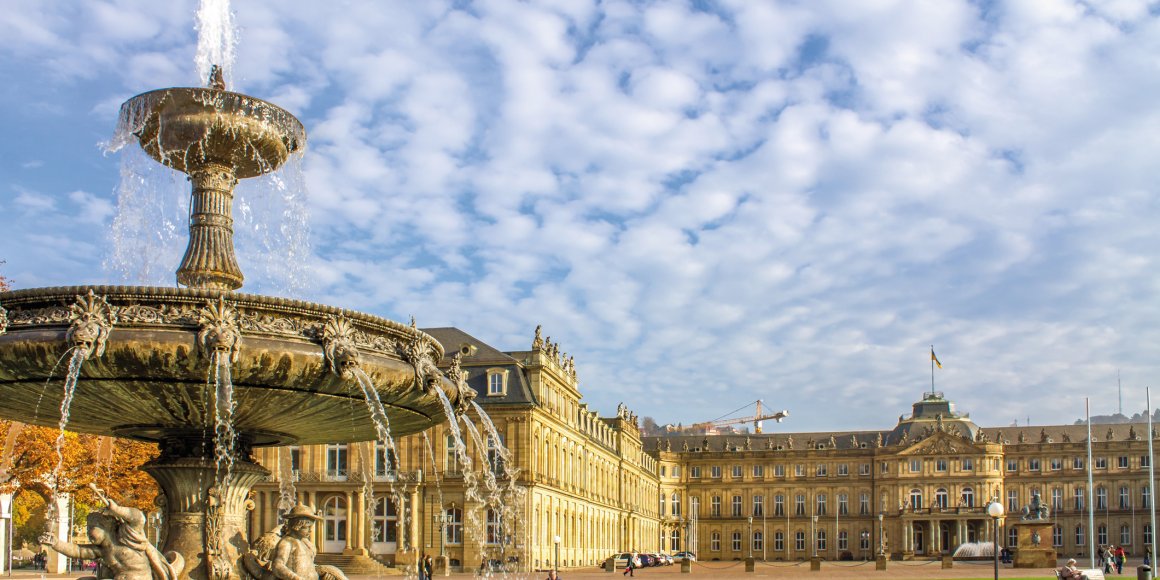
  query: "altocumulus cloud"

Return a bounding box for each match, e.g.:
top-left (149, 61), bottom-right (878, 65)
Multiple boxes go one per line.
top-left (1, 0), bottom-right (1159, 430)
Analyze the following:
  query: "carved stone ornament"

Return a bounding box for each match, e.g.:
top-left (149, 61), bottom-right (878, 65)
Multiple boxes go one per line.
top-left (321, 315), bottom-right (361, 379)
top-left (0, 303), bottom-right (7, 336)
top-left (66, 290), bottom-right (117, 358)
top-left (401, 335), bottom-right (441, 394)
top-left (445, 353), bottom-right (476, 414)
top-left (197, 297), bottom-right (242, 363)
top-left (925, 435), bottom-right (958, 455)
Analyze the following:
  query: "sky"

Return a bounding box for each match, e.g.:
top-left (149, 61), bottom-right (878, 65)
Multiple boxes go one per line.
top-left (2, 0), bottom-right (1160, 433)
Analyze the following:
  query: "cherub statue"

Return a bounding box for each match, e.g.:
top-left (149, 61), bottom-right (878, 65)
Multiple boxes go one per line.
top-left (41, 484), bottom-right (184, 580)
top-left (242, 504), bottom-right (346, 580)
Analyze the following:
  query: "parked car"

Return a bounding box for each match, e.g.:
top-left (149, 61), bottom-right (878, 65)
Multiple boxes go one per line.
top-left (637, 553), bottom-right (656, 567)
top-left (673, 551), bottom-right (696, 562)
top-left (657, 553), bottom-right (674, 565)
top-left (612, 552), bottom-right (640, 569)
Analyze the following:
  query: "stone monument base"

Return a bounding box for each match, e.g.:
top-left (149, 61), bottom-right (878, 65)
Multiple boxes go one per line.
top-left (1013, 521), bottom-right (1056, 568)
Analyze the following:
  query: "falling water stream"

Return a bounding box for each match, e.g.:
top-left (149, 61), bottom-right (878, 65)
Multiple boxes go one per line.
top-left (276, 446), bottom-right (297, 520)
top-left (211, 351), bottom-right (238, 488)
top-left (350, 368), bottom-right (410, 558)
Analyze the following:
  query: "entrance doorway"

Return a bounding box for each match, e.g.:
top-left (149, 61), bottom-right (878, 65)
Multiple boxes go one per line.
top-left (322, 495), bottom-right (347, 553)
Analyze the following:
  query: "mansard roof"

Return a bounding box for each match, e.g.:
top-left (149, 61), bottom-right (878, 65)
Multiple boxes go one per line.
top-left (423, 327), bottom-right (537, 407)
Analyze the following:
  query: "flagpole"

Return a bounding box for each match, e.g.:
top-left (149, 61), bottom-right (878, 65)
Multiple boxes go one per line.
top-left (1087, 397), bottom-right (1096, 569)
top-left (1148, 387), bottom-right (1157, 578)
top-left (930, 345), bottom-right (935, 394)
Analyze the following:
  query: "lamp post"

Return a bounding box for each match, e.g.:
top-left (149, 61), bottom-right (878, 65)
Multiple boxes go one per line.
top-left (811, 515), bottom-right (819, 558)
top-left (747, 516), bottom-right (754, 559)
top-left (861, 530), bottom-right (870, 561)
top-left (553, 534), bottom-right (561, 573)
top-left (434, 512), bottom-right (447, 557)
top-left (987, 501), bottom-right (1005, 580)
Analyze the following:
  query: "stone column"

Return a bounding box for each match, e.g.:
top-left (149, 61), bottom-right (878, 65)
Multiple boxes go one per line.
top-left (342, 492), bottom-right (354, 553)
top-left (45, 494), bottom-right (70, 574)
top-left (0, 493), bottom-right (11, 575)
top-left (409, 488), bottom-right (421, 552)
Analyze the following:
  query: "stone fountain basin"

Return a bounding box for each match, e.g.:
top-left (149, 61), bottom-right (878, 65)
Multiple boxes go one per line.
top-left (121, 88), bottom-right (305, 178)
top-left (0, 286), bottom-right (456, 445)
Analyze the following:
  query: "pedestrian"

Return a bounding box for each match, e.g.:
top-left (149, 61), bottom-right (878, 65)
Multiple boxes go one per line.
top-left (1114, 545), bottom-right (1125, 574)
top-left (546, 570), bottom-right (561, 580)
top-left (622, 553), bottom-right (635, 577)
top-left (423, 554), bottom-right (433, 580)
top-left (1103, 545), bottom-right (1114, 574)
top-left (417, 553), bottom-right (427, 580)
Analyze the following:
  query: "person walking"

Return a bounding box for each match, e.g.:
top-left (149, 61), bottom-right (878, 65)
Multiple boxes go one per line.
top-left (622, 553), bottom-right (635, 577)
top-left (423, 554), bottom-right (433, 580)
top-left (1114, 545), bottom-right (1125, 574)
top-left (1103, 545), bottom-right (1114, 574)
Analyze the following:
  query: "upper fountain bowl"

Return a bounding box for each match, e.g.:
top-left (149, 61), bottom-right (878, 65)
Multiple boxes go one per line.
top-left (120, 88), bottom-right (305, 178)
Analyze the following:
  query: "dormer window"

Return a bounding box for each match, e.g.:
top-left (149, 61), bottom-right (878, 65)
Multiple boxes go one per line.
top-left (487, 368), bottom-right (509, 396)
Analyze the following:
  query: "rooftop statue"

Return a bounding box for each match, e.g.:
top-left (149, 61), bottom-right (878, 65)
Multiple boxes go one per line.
top-left (41, 483), bottom-right (184, 580)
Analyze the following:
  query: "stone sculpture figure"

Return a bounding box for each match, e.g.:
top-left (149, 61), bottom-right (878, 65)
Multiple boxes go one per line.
top-left (242, 504), bottom-right (346, 580)
top-left (1021, 489), bottom-right (1050, 521)
top-left (41, 483), bottom-right (184, 580)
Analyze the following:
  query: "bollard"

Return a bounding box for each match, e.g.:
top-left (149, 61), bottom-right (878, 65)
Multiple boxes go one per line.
top-left (745, 557), bottom-right (755, 573)
top-left (1138, 564), bottom-right (1152, 580)
top-left (604, 557), bottom-right (615, 573)
top-left (942, 555), bottom-right (953, 569)
top-left (810, 556), bottom-right (821, 571)
top-left (875, 555), bottom-right (887, 571)
top-left (680, 559), bottom-right (691, 574)
top-left (434, 555), bottom-right (449, 577)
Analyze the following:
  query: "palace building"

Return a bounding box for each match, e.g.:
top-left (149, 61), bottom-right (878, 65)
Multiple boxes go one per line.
top-left (248, 328), bottom-right (1157, 572)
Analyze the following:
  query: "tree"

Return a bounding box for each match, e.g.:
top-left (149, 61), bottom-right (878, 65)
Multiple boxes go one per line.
top-left (0, 258), bottom-right (10, 291)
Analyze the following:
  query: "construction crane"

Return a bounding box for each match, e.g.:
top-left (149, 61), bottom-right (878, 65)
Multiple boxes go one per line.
top-left (692, 399), bottom-right (789, 434)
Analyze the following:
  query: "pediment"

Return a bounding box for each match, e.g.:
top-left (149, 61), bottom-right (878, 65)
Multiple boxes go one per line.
top-left (897, 430), bottom-right (983, 456)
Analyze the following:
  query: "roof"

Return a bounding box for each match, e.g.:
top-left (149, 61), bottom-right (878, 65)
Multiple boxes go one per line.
top-left (423, 327), bottom-right (538, 407)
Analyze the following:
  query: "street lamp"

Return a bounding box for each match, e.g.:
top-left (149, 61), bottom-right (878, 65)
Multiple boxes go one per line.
top-left (553, 535), bottom-right (561, 573)
top-left (811, 515), bottom-right (819, 558)
top-left (434, 512), bottom-right (447, 557)
top-left (987, 501), bottom-right (1005, 580)
top-left (747, 516), bottom-right (754, 559)
top-left (861, 530), bottom-right (870, 561)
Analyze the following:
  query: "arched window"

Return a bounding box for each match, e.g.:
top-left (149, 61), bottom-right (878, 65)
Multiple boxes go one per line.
top-left (934, 488), bottom-right (948, 509)
top-left (1098, 524), bottom-right (1108, 545)
top-left (909, 488), bottom-right (923, 510)
top-left (445, 508), bottom-right (463, 544)
top-left (672, 493), bottom-right (681, 516)
top-left (753, 531), bottom-right (764, 552)
top-left (816, 530), bottom-right (827, 551)
top-left (961, 487), bottom-right (974, 507)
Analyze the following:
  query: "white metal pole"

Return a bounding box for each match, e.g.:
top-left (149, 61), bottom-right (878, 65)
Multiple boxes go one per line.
top-left (1148, 387), bottom-right (1157, 578)
top-left (1088, 397), bottom-right (1096, 569)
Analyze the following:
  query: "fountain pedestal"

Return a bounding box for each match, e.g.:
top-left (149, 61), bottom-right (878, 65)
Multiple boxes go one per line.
top-left (145, 437), bottom-right (269, 580)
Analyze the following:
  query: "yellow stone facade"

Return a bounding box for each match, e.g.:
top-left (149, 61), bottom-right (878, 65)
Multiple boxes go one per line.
top-left (245, 328), bottom-right (1158, 571)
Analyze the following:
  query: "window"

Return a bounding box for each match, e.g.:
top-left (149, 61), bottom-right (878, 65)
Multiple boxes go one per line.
top-left (1028, 458), bottom-right (1041, 471)
top-left (859, 493), bottom-right (870, 515)
top-left (753, 531), bottom-right (764, 552)
top-left (444, 434), bottom-right (458, 473)
top-left (1145, 486), bottom-right (1152, 509)
top-left (909, 489), bottom-right (923, 510)
top-left (711, 496), bottom-right (722, 517)
top-left (486, 369), bottom-right (509, 395)
top-left (1121, 524), bottom-right (1131, 545)
top-left (816, 464), bottom-right (828, 477)
top-left (1118, 456), bottom-right (1130, 469)
top-left (661, 466), bottom-right (666, 477)
top-left (1098, 524), bottom-right (1107, 545)
top-left (445, 508), bottom-right (463, 544)
top-left (1075, 525), bottom-right (1085, 546)
top-left (838, 463), bottom-right (849, 476)
top-left (326, 444), bottom-right (348, 479)
top-left (961, 487), bottom-right (974, 507)
top-left (1095, 457), bottom-right (1108, 469)
top-left (672, 493), bottom-right (681, 516)
top-left (795, 494), bottom-right (806, 516)
top-left (487, 433), bottom-right (505, 475)
top-left (1144, 455), bottom-right (1152, 468)
top-left (691, 497), bottom-right (700, 516)
top-left (774, 495), bottom-right (785, 516)
top-left (909, 459), bottom-right (921, 473)
top-left (962, 458), bottom-right (974, 471)
top-left (859, 529), bottom-right (870, 550)
top-left (1147, 524), bottom-right (1154, 546)
top-left (774, 464), bottom-right (786, 477)
top-left (1120, 486), bottom-right (1131, 509)
top-left (753, 465), bottom-right (765, 478)
top-left (732, 495), bottom-right (743, 517)
top-left (660, 495), bottom-right (666, 517)
top-left (838, 493), bottom-right (848, 515)
top-left (1051, 488), bottom-right (1063, 511)
top-left (732, 465), bottom-right (743, 478)
top-left (371, 497), bottom-right (397, 543)
top-left (795, 531), bottom-right (805, 551)
top-left (936, 459), bottom-right (947, 472)
top-left (1007, 490), bottom-right (1019, 512)
top-left (880, 461), bottom-right (888, 474)
top-left (935, 488), bottom-right (948, 510)
top-left (711, 466), bottom-right (723, 478)
top-left (1007, 527), bottom-right (1018, 547)
top-left (1097, 487), bottom-right (1108, 510)
top-left (1050, 458), bottom-right (1062, 471)
top-left (753, 495), bottom-right (764, 517)
top-left (1074, 488), bottom-right (1085, 510)
top-left (732, 531), bottom-right (742, 552)
top-left (1053, 525), bottom-right (1063, 547)
top-left (711, 532), bottom-right (721, 552)
top-left (672, 465), bottom-right (681, 477)
top-left (817, 494), bottom-right (828, 516)
top-left (670, 530), bottom-right (680, 551)
top-left (691, 466), bottom-right (701, 479)
top-left (1073, 457), bottom-right (1085, 469)
top-left (837, 530), bottom-right (848, 550)
top-left (374, 443), bottom-right (397, 478)
top-left (816, 530), bottom-right (827, 551)
top-left (486, 509), bottom-right (503, 544)
top-left (289, 446), bottom-right (301, 473)
top-left (859, 463), bottom-right (871, 476)
top-left (774, 531), bottom-right (785, 551)
top-left (1006, 459), bottom-right (1018, 472)
top-left (795, 464), bottom-right (806, 477)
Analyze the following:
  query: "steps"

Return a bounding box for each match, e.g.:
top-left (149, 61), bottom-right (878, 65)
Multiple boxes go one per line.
top-left (315, 553), bottom-right (403, 576)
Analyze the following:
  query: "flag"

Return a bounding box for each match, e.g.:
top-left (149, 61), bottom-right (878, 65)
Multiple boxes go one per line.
top-left (931, 349), bottom-right (942, 369)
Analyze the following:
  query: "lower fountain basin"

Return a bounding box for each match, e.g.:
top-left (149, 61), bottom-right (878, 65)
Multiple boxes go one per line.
top-left (0, 285), bottom-right (458, 445)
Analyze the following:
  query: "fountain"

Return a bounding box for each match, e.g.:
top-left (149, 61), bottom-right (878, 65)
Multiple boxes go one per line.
top-left (0, 33), bottom-right (474, 580)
